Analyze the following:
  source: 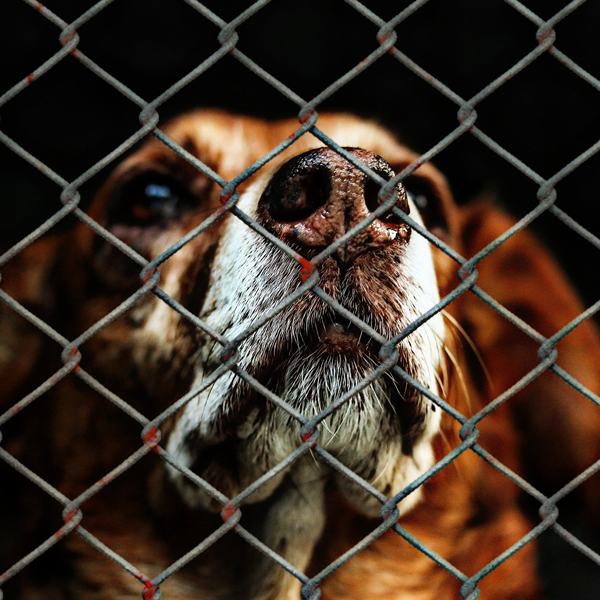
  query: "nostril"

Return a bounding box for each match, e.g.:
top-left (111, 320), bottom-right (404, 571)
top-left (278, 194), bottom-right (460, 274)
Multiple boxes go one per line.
top-left (363, 162), bottom-right (410, 226)
top-left (263, 160), bottom-right (331, 223)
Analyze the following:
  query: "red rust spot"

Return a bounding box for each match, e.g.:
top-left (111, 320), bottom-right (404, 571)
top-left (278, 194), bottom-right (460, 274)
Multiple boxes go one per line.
top-left (60, 30), bottom-right (77, 47)
top-left (142, 267), bottom-right (157, 285)
top-left (27, 73), bottom-right (35, 84)
top-left (213, 206), bottom-right (227, 219)
top-left (299, 258), bottom-right (315, 282)
top-left (458, 267), bottom-right (474, 282)
top-left (299, 109), bottom-right (315, 124)
top-left (380, 506), bottom-right (392, 519)
top-left (301, 430), bottom-right (314, 443)
top-left (143, 426), bottom-right (161, 453)
top-left (538, 29), bottom-right (554, 44)
top-left (35, 1), bottom-right (44, 11)
top-left (143, 427), bottom-right (160, 454)
top-left (220, 190), bottom-right (233, 205)
top-left (378, 31), bottom-right (391, 45)
top-left (65, 347), bottom-right (79, 361)
top-left (63, 508), bottom-right (79, 525)
top-left (64, 347), bottom-right (81, 372)
top-left (142, 582), bottom-right (158, 600)
top-left (221, 502), bottom-right (238, 522)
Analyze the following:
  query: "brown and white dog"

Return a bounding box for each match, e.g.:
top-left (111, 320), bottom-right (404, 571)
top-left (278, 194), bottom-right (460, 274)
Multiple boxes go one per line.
top-left (2, 111), bottom-right (600, 600)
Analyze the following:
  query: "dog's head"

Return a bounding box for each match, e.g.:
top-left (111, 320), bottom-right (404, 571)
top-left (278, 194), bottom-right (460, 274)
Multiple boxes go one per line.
top-left (4, 110), bottom-right (600, 599)
top-left (61, 111), bottom-right (461, 516)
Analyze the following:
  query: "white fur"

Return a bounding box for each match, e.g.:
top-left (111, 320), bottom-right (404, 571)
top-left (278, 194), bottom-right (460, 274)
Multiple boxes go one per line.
top-left (167, 171), bottom-right (446, 517)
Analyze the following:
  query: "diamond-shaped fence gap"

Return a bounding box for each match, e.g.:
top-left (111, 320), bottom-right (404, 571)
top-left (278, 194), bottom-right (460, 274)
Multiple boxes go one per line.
top-left (525, 202), bottom-right (600, 304)
top-left (2, 517), bottom-right (155, 600)
top-left (473, 54), bottom-right (600, 177)
top-left (555, 151), bottom-right (600, 222)
top-left (0, 148), bottom-right (70, 246)
top-left (548, 0), bottom-right (600, 79)
top-left (58, 306), bottom-right (180, 417)
top-left (538, 512), bottom-right (600, 597)
top-left (2, 371), bottom-right (149, 486)
top-left (384, 0), bottom-right (536, 98)
top-left (229, 0), bottom-right (381, 101)
top-left (428, 128), bottom-right (543, 204)
top-left (306, 453), bottom-right (480, 597)
top-left (397, 451), bottom-right (540, 564)
top-left (467, 147), bottom-right (600, 311)
top-left (510, 0), bottom-right (586, 20)
top-left (0, 0), bottom-right (65, 94)
top-left (456, 230), bottom-right (594, 348)
top-left (447, 486), bottom-right (549, 597)
top-left (78, 0), bottom-right (223, 103)
top-left (429, 131), bottom-right (600, 309)
top-left (0, 59), bottom-right (144, 183)
top-left (0, 469), bottom-right (70, 597)
top-left (160, 52), bottom-right (298, 119)
top-left (146, 500), bottom-right (308, 599)
top-left (31, 0), bottom-right (107, 23)
top-left (312, 51), bottom-right (462, 146)
top-left (51, 448), bottom-right (234, 578)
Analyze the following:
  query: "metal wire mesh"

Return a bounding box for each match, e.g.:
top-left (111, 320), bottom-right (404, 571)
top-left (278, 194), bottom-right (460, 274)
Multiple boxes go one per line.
top-left (1, 0), bottom-right (600, 598)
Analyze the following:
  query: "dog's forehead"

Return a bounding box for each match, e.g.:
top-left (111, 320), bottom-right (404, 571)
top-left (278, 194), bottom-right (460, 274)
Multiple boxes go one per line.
top-left (152, 110), bottom-right (425, 178)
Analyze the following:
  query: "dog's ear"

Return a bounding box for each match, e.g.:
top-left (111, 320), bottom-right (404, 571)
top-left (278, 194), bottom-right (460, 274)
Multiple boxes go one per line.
top-left (454, 202), bottom-right (600, 516)
top-left (0, 236), bottom-right (62, 406)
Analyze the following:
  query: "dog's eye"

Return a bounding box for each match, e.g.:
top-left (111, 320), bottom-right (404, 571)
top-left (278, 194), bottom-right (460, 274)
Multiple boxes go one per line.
top-left (134, 182), bottom-right (179, 221)
top-left (404, 175), bottom-right (450, 239)
top-left (410, 191), bottom-right (429, 213)
top-left (111, 172), bottom-right (193, 226)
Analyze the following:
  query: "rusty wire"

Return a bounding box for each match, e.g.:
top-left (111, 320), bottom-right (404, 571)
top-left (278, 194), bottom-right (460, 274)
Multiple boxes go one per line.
top-left (1, 0), bottom-right (600, 599)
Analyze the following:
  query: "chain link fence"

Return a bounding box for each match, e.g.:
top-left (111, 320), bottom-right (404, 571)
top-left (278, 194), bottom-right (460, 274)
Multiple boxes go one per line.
top-left (1, 0), bottom-right (600, 598)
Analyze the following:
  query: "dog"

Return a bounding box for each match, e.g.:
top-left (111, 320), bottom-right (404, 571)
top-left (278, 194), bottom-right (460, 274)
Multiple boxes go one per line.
top-left (1, 110), bottom-right (600, 600)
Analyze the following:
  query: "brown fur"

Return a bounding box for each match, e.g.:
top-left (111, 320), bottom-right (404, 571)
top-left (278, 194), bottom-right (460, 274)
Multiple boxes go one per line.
top-left (1, 111), bottom-right (599, 599)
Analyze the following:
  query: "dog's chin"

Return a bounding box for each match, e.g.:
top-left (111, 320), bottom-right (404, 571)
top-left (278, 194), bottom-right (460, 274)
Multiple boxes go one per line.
top-left (164, 317), bottom-right (441, 519)
top-left (316, 321), bottom-right (367, 356)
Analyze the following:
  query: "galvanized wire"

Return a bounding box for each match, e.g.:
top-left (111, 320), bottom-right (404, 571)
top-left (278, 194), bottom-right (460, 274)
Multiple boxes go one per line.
top-left (1, 0), bottom-right (600, 598)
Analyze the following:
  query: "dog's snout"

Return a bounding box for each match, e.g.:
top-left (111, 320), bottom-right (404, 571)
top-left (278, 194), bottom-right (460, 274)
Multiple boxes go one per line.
top-left (258, 147), bottom-right (410, 260)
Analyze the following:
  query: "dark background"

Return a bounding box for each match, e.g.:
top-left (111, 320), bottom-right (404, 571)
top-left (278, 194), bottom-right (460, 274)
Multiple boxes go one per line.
top-left (2, 0), bottom-right (600, 305)
top-left (1, 0), bottom-right (600, 596)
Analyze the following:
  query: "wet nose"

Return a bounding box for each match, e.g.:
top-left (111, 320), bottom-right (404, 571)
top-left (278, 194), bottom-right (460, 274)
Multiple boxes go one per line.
top-left (257, 147), bottom-right (410, 261)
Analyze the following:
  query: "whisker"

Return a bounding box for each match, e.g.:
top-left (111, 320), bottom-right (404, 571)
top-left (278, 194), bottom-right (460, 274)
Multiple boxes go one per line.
top-left (442, 310), bottom-right (493, 391)
top-left (441, 342), bottom-right (473, 416)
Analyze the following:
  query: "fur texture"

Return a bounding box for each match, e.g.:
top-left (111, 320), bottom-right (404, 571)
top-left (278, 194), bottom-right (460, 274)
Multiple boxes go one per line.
top-left (1, 111), bottom-right (600, 600)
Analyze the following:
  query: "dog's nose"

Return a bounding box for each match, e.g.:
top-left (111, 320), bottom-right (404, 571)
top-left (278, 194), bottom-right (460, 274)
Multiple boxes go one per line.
top-left (258, 147), bottom-right (410, 261)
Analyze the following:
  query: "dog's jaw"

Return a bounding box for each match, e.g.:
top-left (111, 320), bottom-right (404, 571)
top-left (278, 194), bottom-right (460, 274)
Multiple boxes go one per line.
top-left (166, 175), bottom-right (445, 518)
